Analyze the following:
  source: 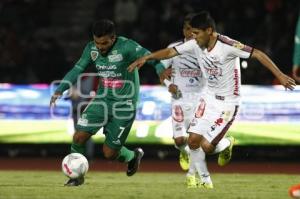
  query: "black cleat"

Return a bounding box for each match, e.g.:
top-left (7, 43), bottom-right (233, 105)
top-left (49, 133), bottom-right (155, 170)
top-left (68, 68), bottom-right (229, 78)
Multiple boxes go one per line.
top-left (64, 176), bottom-right (84, 186)
top-left (126, 148), bottom-right (144, 176)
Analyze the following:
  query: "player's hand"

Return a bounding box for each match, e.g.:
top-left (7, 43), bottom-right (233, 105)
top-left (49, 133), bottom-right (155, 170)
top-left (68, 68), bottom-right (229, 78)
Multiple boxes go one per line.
top-left (127, 57), bottom-right (147, 72)
top-left (50, 92), bottom-right (62, 108)
top-left (159, 68), bottom-right (172, 84)
top-left (278, 73), bottom-right (296, 90)
top-left (168, 84), bottom-right (178, 94)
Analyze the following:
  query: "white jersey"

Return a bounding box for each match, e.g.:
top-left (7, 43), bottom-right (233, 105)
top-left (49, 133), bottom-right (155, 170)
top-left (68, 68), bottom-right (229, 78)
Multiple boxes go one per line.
top-left (175, 34), bottom-right (253, 105)
top-left (161, 40), bottom-right (205, 95)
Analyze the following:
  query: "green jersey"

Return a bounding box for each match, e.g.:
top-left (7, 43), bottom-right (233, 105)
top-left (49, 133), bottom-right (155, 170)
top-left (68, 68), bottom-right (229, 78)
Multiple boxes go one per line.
top-left (293, 13), bottom-right (300, 67)
top-left (56, 36), bottom-right (165, 106)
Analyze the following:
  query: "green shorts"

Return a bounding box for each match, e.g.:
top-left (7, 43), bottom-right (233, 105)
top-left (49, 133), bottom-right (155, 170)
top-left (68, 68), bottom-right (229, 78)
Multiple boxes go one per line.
top-left (76, 98), bottom-right (136, 150)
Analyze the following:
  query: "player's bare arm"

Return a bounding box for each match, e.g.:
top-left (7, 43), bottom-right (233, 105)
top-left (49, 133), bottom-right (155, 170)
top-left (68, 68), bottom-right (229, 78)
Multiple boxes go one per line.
top-left (127, 48), bottom-right (179, 72)
top-left (251, 48), bottom-right (297, 90)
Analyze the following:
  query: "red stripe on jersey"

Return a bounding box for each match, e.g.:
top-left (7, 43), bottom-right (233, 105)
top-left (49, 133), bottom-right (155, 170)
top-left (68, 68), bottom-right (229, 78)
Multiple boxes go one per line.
top-left (218, 34), bottom-right (253, 53)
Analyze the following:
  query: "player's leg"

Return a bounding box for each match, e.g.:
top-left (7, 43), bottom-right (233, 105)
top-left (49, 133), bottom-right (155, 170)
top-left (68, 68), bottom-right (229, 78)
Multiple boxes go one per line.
top-left (188, 132), bottom-right (213, 189)
top-left (186, 97), bottom-right (214, 188)
top-left (103, 107), bottom-right (143, 176)
top-left (172, 103), bottom-right (190, 171)
top-left (71, 98), bottom-right (107, 155)
top-left (65, 99), bottom-right (107, 186)
top-left (209, 106), bottom-right (239, 166)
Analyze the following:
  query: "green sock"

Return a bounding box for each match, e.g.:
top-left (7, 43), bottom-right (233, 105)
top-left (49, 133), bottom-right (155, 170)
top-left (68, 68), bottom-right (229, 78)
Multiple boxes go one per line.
top-left (117, 146), bottom-right (135, 163)
top-left (71, 143), bottom-right (85, 155)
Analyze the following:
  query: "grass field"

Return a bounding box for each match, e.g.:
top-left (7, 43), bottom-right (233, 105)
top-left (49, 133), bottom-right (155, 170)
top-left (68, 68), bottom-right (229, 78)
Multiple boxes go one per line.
top-left (0, 171), bottom-right (299, 199)
top-left (1, 119), bottom-right (300, 145)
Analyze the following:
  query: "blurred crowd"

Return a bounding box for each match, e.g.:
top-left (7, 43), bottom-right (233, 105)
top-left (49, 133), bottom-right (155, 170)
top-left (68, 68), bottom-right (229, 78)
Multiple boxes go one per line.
top-left (0, 0), bottom-right (299, 84)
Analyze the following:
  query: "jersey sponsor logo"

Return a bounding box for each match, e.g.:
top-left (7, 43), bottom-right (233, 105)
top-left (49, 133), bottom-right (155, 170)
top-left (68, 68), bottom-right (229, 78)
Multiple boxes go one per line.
top-left (91, 51), bottom-right (99, 61)
top-left (179, 68), bottom-right (202, 77)
top-left (210, 111), bottom-right (225, 131)
top-left (233, 68), bottom-right (239, 96)
top-left (96, 65), bottom-right (117, 70)
top-left (101, 78), bottom-right (124, 88)
top-left (204, 66), bottom-right (222, 76)
top-left (77, 118), bottom-right (88, 126)
top-left (232, 42), bottom-right (245, 50)
top-left (112, 139), bottom-right (121, 145)
top-left (98, 71), bottom-right (122, 78)
top-left (108, 54), bottom-right (123, 62)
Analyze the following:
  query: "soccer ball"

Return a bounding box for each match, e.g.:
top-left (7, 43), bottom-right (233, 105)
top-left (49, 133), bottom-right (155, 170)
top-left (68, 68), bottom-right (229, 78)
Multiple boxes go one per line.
top-left (62, 153), bottom-right (89, 179)
top-left (289, 184), bottom-right (300, 198)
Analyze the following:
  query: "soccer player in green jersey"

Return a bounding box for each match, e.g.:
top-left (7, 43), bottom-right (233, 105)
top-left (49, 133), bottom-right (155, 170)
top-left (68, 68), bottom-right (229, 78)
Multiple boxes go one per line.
top-left (293, 13), bottom-right (300, 83)
top-left (50, 19), bottom-right (165, 186)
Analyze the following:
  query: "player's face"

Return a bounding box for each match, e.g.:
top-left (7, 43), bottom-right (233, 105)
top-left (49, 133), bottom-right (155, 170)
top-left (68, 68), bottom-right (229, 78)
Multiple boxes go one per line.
top-left (192, 28), bottom-right (210, 48)
top-left (183, 23), bottom-right (194, 40)
top-left (93, 35), bottom-right (116, 54)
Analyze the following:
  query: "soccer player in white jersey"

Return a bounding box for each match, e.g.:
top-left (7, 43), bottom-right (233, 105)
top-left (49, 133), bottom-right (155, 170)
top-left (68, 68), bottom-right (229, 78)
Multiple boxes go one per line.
top-left (128, 11), bottom-right (296, 188)
top-left (160, 13), bottom-right (206, 175)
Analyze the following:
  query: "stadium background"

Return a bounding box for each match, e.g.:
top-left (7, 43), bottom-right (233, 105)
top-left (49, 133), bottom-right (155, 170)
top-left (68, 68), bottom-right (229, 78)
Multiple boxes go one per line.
top-left (0, 0), bottom-right (300, 178)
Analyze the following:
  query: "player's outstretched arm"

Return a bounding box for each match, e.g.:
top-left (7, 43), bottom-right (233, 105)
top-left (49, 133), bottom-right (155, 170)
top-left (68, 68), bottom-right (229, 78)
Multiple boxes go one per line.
top-left (127, 48), bottom-right (179, 72)
top-left (251, 48), bottom-right (296, 90)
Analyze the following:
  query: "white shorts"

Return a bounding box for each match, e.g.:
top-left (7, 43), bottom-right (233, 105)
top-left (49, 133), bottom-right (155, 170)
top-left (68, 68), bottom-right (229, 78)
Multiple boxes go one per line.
top-left (187, 95), bottom-right (239, 145)
top-left (172, 93), bottom-right (202, 139)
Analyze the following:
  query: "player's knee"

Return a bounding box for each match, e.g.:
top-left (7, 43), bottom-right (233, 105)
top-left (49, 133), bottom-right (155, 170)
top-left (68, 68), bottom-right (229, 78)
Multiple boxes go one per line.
top-left (188, 137), bottom-right (200, 150)
top-left (174, 137), bottom-right (186, 147)
top-left (187, 133), bottom-right (201, 150)
top-left (201, 142), bottom-right (215, 154)
top-left (73, 132), bottom-right (90, 145)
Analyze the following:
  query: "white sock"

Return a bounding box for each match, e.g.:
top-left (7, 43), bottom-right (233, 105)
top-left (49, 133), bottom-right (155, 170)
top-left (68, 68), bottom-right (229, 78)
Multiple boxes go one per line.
top-left (190, 147), bottom-right (212, 184)
top-left (213, 137), bottom-right (230, 154)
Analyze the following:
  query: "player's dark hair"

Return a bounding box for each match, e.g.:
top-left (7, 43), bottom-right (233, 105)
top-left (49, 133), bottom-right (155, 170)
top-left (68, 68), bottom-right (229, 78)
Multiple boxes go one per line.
top-left (184, 13), bottom-right (197, 24)
top-left (92, 19), bottom-right (115, 37)
top-left (190, 11), bottom-right (216, 31)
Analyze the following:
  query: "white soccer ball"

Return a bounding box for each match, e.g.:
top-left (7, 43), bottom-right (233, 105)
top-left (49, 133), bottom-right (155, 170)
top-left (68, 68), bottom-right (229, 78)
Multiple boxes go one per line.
top-left (62, 153), bottom-right (89, 179)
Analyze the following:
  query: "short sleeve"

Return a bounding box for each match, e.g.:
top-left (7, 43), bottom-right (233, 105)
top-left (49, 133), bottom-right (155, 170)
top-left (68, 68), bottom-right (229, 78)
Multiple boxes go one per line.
top-left (174, 39), bottom-right (198, 55)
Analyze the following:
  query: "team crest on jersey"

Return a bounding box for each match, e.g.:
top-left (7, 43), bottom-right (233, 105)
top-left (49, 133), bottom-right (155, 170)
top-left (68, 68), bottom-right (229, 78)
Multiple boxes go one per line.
top-left (91, 51), bottom-right (99, 61)
top-left (108, 54), bottom-right (123, 62)
top-left (233, 42), bottom-right (245, 50)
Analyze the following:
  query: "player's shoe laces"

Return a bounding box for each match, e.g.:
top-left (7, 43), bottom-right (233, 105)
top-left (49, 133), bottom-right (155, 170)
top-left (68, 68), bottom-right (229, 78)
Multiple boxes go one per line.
top-left (185, 175), bottom-right (198, 188)
top-left (218, 136), bottom-right (235, 166)
top-left (179, 151), bottom-right (189, 171)
top-left (64, 176), bottom-right (84, 186)
top-left (198, 182), bottom-right (214, 189)
top-left (126, 148), bottom-right (144, 176)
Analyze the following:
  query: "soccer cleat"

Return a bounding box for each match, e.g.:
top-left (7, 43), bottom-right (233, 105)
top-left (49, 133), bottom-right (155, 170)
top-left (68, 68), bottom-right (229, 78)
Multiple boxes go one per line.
top-left (198, 182), bottom-right (214, 189)
top-left (185, 175), bottom-right (197, 188)
top-left (64, 176), bottom-right (84, 186)
top-left (218, 136), bottom-right (235, 166)
top-left (126, 148), bottom-right (144, 176)
top-left (179, 151), bottom-right (189, 171)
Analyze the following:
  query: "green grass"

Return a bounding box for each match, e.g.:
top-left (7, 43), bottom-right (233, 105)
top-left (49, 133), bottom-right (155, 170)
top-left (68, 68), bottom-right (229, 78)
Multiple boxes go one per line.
top-left (0, 171), bottom-right (299, 199)
top-left (1, 120), bottom-right (300, 145)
